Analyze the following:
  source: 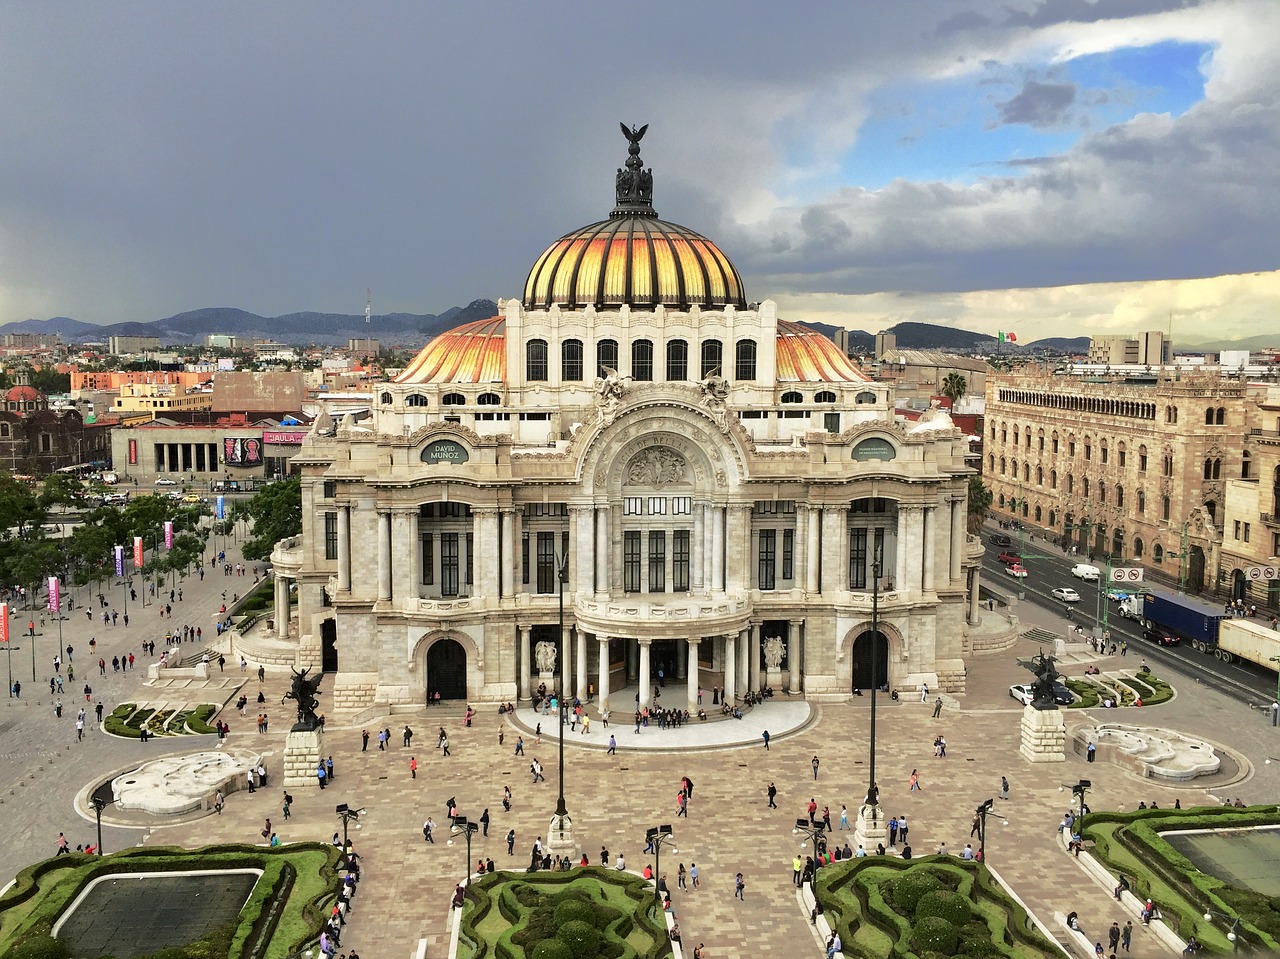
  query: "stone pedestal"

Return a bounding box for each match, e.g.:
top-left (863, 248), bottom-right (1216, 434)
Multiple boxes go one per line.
top-left (1019, 706), bottom-right (1066, 763)
top-left (546, 810), bottom-right (578, 860)
top-left (284, 728), bottom-right (324, 788)
top-left (765, 668), bottom-right (783, 692)
top-left (853, 802), bottom-right (887, 853)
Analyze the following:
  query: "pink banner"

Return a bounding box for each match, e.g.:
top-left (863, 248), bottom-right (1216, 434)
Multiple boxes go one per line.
top-left (134, 536), bottom-right (144, 568)
top-left (48, 576), bottom-right (60, 613)
top-left (164, 521), bottom-right (174, 550)
top-left (0, 602), bottom-right (8, 643)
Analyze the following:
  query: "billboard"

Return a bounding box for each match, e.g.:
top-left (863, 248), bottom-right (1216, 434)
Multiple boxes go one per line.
top-left (223, 436), bottom-right (263, 466)
top-left (263, 431), bottom-right (308, 445)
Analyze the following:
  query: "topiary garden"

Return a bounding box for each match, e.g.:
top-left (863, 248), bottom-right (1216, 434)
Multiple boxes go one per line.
top-left (814, 855), bottom-right (1060, 959)
top-left (457, 868), bottom-right (672, 959)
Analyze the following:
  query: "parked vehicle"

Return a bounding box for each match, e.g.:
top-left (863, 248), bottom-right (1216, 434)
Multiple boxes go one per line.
top-left (990, 534), bottom-right (1013, 548)
top-left (997, 551), bottom-right (1023, 565)
top-left (1138, 590), bottom-right (1227, 649)
top-left (1051, 587), bottom-right (1081, 603)
top-left (154, 478), bottom-right (179, 487)
top-left (1070, 564), bottom-right (1101, 581)
top-left (1009, 682), bottom-right (1073, 706)
top-left (1215, 618), bottom-right (1280, 667)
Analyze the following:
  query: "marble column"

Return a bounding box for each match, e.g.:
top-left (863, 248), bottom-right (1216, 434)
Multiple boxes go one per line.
top-left (576, 629), bottom-right (588, 702)
top-left (788, 621), bottom-right (802, 694)
top-left (595, 507), bottom-right (609, 595)
top-left (500, 509), bottom-right (516, 599)
top-left (909, 507), bottom-right (926, 595)
top-left (376, 510), bottom-right (391, 601)
top-left (597, 637), bottom-right (611, 715)
top-left (950, 498), bottom-right (965, 583)
top-left (711, 507), bottom-right (725, 591)
top-left (723, 633), bottom-right (737, 703)
top-left (749, 623), bottom-right (762, 693)
top-left (686, 639), bottom-right (700, 710)
top-left (894, 508), bottom-right (909, 593)
top-left (691, 503), bottom-right (706, 592)
top-left (475, 509), bottom-right (501, 600)
top-left (923, 505), bottom-right (937, 593)
top-left (337, 505), bottom-right (351, 591)
top-left (519, 626), bottom-right (532, 701)
top-left (726, 506), bottom-right (751, 592)
top-left (562, 624), bottom-right (574, 699)
top-left (391, 511), bottom-right (416, 601)
top-left (968, 569), bottom-right (981, 624)
top-left (738, 628), bottom-right (750, 694)
top-left (806, 507), bottom-right (821, 593)
top-left (571, 507), bottom-right (593, 596)
top-left (275, 576), bottom-right (289, 639)
top-left (794, 505), bottom-right (809, 593)
top-left (638, 640), bottom-right (652, 708)
top-left (821, 506), bottom-right (844, 593)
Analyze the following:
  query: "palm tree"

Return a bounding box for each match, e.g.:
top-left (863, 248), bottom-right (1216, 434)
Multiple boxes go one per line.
top-left (967, 476), bottom-right (992, 533)
top-left (941, 372), bottom-right (967, 407)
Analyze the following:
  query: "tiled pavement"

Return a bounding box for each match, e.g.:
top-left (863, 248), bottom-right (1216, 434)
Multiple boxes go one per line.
top-left (8, 557), bottom-right (1280, 958)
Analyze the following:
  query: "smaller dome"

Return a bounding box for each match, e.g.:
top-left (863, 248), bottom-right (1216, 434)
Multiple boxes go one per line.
top-left (6, 385), bottom-right (44, 403)
top-left (394, 316), bottom-right (506, 385)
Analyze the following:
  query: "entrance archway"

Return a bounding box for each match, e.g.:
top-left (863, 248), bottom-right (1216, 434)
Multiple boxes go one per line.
top-left (1232, 569), bottom-right (1246, 602)
top-left (427, 638), bottom-right (467, 700)
top-left (851, 630), bottom-right (888, 691)
top-left (321, 619), bottom-right (338, 673)
top-left (1189, 546), bottom-right (1206, 593)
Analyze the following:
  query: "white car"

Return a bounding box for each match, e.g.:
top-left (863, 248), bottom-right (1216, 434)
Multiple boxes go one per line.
top-left (154, 478), bottom-right (179, 487)
top-left (1106, 588), bottom-right (1130, 602)
top-left (1051, 587), bottom-right (1081, 603)
top-left (1009, 683), bottom-right (1035, 705)
top-left (1004, 564), bottom-right (1028, 578)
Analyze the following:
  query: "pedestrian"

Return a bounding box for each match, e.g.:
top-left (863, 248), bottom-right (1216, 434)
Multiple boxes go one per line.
top-left (1121, 641), bottom-right (1128, 657)
top-left (898, 814), bottom-right (908, 843)
top-left (403, 725), bottom-right (413, 747)
top-left (326, 756), bottom-right (334, 782)
top-left (607, 734), bottom-right (616, 755)
top-left (362, 729), bottom-right (369, 752)
top-left (690, 862), bottom-right (699, 888)
top-left (767, 782), bottom-right (778, 809)
top-left (283, 792), bottom-right (292, 819)
top-left (762, 729), bottom-right (770, 749)
top-left (214, 790), bottom-right (224, 814)
top-left (1087, 741), bottom-right (1096, 763)
top-left (909, 769), bottom-right (921, 792)
top-left (507, 828), bottom-right (515, 855)
top-left (317, 763), bottom-right (327, 789)
top-left (678, 863), bottom-right (687, 889)
top-left (441, 735), bottom-right (451, 757)
top-left (1108, 922), bottom-right (1120, 952)
top-left (921, 683), bottom-right (929, 702)
top-left (1121, 921), bottom-right (1132, 952)
top-left (410, 756), bottom-right (417, 779)
top-left (839, 804), bottom-right (850, 830)
top-left (932, 697), bottom-right (943, 718)
top-left (734, 872), bottom-right (745, 900)
top-left (822, 806), bottom-right (832, 832)
top-left (503, 785), bottom-right (512, 811)
top-left (515, 735), bottom-right (525, 756)
top-left (999, 776), bottom-right (1010, 800)
top-left (56, 832), bottom-right (69, 855)
top-left (812, 755), bottom-right (820, 780)
top-left (423, 817), bottom-right (435, 843)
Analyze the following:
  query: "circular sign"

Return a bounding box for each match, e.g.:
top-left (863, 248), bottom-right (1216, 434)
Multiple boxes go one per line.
top-left (1264, 566), bottom-right (1278, 579)
top-left (1248, 566), bottom-right (1263, 580)
top-left (1125, 569), bottom-right (1142, 581)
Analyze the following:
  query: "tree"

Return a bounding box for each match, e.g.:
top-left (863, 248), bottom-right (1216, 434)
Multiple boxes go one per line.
top-left (234, 478), bottom-right (302, 561)
top-left (940, 372), bottom-right (967, 406)
top-left (967, 475), bottom-right (992, 533)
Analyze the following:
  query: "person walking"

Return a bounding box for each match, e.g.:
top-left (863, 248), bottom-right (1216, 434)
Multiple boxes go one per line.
top-left (898, 814), bottom-right (909, 843)
top-left (515, 736), bottom-right (525, 756)
top-left (423, 817), bottom-right (435, 843)
top-left (506, 828), bottom-right (515, 855)
top-left (607, 734), bottom-right (616, 755)
top-left (317, 762), bottom-right (327, 789)
top-left (403, 725), bottom-right (414, 747)
top-left (282, 792), bottom-right (292, 820)
top-left (999, 775), bottom-right (1010, 800)
top-left (767, 782), bottom-right (778, 809)
top-left (762, 729), bottom-right (770, 749)
top-left (734, 872), bottom-right (745, 901)
top-left (811, 755), bottom-right (820, 780)
top-left (909, 769), bottom-right (921, 792)
top-left (678, 862), bottom-right (687, 889)
top-left (1121, 920), bottom-right (1132, 952)
top-left (689, 862), bottom-right (699, 889)
top-left (1087, 741), bottom-right (1096, 763)
top-left (839, 804), bottom-right (850, 830)
top-left (1108, 922), bottom-right (1120, 953)
top-left (441, 734), bottom-right (451, 757)
top-left (362, 729), bottom-right (369, 752)
top-left (932, 697), bottom-right (943, 718)
top-left (410, 756), bottom-right (417, 779)
top-left (480, 808), bottom-right (490, 836)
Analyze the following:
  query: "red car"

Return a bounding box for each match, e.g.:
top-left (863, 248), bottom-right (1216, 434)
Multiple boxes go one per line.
top-left (997, 551), bottom-right (1022, 565)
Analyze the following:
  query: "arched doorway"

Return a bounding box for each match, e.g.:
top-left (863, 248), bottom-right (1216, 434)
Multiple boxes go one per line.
top-left (1189, 546), bottom-right (1207, 593)
top-left (1232, 569), bottom-right (1246, 602)
top-left (321, 619), bottom-right (338, 673)
top-left (851, 630), bottom-right (888, 692)
top-left (427, 638), bottom-right (467, 700)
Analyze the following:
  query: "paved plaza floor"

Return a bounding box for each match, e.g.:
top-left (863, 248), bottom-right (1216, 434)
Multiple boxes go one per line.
top-left (5, 552), bottom-right (1280, 959)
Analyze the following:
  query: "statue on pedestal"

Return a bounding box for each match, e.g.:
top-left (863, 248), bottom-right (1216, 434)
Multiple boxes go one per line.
top-left (283, 668), bottom-right (323, 731)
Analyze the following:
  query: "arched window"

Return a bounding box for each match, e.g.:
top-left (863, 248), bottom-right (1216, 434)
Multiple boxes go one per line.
top-left (1118, 442), bottom-right (1127, 467)
top-left (631, 339), bottom-right (654, 381)
top-left (1115, 486), bottom-right (1124, 508)
top-left (1034, 505), bottom-right (1043, 523)
top-left (1067, 474), bottom-right (1074, 494)
top-left (1216, 407), bottom-right (1226, 425)
top-left (526, 339), bottom-right (549, 381)
top-left (1100, 441), bottom-right (1108, 465)
top-left (1133, 537), bottom-right (1144, 559)
top-left (1162, 495), bottom-right (1171, 520)
top-left (856, 391), bottom-right (877, 404)
top-left (1023, 463), bottom-right (1030, 482)
top-left (1205, 407), bottom-right (1215, 425)
top-left (1011, 459), bottom-right (1018, 479)
top-left (561, 339), bottom-right (583, 381)
top-left (1153, 544), bottom-right (1164, 564)
top-left (781, 391), bottom-right (804, 404)
top-left (1051, 431), bottom-right (1059, 454)
top-left (380, 391), bottom-right (392, 405)
top-left (666, 339), bottom-right (689, 381)
top-left (989, 454), bottom-right (995, 472)
top-left (1205, 500), bottom-right (1217, 524)
top-left (1084, 438), bottom-right (1092, 461)
top-left (1137, 490), bottom-right (1145, 514)
top-left (1212, 458), bottom-right (1221, 480)
top-left (1050, 469), bottom-right (1058, 489)
top-left (1204, 458), bottom-right (1213, 480)
top-left (815, 390), bottom-right (837, 403)
top-left (734, 339), bottom-right (757, 381)
top-left (442, 393), bottom-right (465, 405)
top-left (1138, 445), bottom-right (1148, 472)
top-left (1000, 457), bottom-right (1007, 474)
top-left (1098, 481), bottom-right (1106, 504)
top-left (597, 338), bottom-right (619, 378)
top-left (1036, 466), bottom-right (1044, 486)
top-left (700, 339), bottom-right (723, 378)
top-left (477, 392), bottom-right (501, 406)
top-left (406, 393), bottom-right (429, 408)
top-left (998, 493), bottom-right (1006, 508)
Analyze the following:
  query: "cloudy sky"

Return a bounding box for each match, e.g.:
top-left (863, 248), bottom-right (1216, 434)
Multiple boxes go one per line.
top-left (1, 0), bottom-right (1276, 342)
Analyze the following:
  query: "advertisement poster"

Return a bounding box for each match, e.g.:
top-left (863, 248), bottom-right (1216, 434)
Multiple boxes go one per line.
top-left (134, 536), bottom-right (144, 568)
top-left (164, 521), bottom-right (174, 549)
top-left (222, 436), bottom-right (263, 466)
top-left (114, 545), bottom-right (124, 577)
top-left (48, 576), bottom-right (60, 613)
top-left (0, 603), bottom-right (8, 643)
top-left (128, 438), bottom-right (138, 465)
top-left (215, 495), bottom-right (225, 520)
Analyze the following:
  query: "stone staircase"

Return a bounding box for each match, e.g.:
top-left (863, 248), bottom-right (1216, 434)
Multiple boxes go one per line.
top-left (1022, 626), bottom-right (1060, 647)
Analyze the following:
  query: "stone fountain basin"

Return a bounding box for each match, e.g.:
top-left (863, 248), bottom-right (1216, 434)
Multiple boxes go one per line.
top-left (1074, 723), bottom-right (1219, 782)
top-left (111, 749), bottom-right (264, 816)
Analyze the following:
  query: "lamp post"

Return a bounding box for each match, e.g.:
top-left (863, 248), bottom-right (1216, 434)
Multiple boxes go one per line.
top-left (854, 552), bottom-right (885, 849)
top-left (793, 818), bottom-right (826, 898)
top-left (89, 795), bottom-right (118, 854)
top-left (335, 803), bottom-right (362, 852)
top-left (1070, 779), bottom-right (1091, 836)
top-left (1203, 909), bottom-right (1242, 953)
top-left (141, 532), bottom-right (159, 606)
top-left (645, 825), bottom-right (676, 907)
top-left (3, 643), bottom-right (22, 697)
top-left (453, 816), bottom-right (480, 887)
top-left (548, 550), bottom-right (576, 858)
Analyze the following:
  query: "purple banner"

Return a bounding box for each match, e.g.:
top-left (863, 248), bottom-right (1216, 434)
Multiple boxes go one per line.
top-left (114, 545), bottom-right (124, 577)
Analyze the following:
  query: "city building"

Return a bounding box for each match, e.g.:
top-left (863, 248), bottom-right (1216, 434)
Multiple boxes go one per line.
top-left (348, 338), bottom-right (380, 354)
top-left (1219, 386), bottom-right (1280, 610)
top-left (274, 129), bottom-right (982, 712)
top-left (113, 382), bottom-right (213, 416)
top-left (205, 334), bottom-right (238, 349)
top-left (872, 348), bottom-right (991, 405)
top-left (0, 383), bottom-right (111, 474)
top-left (2, 333), bottom-right (61, 350)
top-left (984, 368), bottom-right (1265, 593)
top-left (107, 335), bottom-right (162, 354)
top-left (1086, 331), bottom-right (1171, 366)
top-left (108, 413), bottom-right (309, 485)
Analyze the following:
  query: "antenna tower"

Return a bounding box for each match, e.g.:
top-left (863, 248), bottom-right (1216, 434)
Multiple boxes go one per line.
top-left (366, 288), bottom-right (372, 324)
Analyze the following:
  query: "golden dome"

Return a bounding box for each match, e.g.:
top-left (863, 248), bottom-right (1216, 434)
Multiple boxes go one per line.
top-left (522, 124), bottom-right (747, 311)
top-left (393, 315), bottom-right (506, 384)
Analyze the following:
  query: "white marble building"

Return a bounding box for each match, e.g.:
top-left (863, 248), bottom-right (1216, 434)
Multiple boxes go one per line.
top-left (274, 128), bottom-right (983, 714)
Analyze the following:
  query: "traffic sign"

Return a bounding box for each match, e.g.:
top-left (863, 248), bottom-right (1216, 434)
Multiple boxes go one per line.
top-left (1110, 567), bottom-right (1144, 583)
top-left (1245, 565), bottom-right (1279, 581)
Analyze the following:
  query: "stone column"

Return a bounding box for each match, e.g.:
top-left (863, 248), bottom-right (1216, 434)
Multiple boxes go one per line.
top-left (821, 506), bottom-right (844, 592)
top-left (922, 505), bottom-right (937, 593)
top-left (726, 505), bottom-right (751, 592)
top-left (595, 507), bottom-right (609, 595)
top-left (968, 569), bottom-right (981, 625)
top-left (475, 509), bottom-right (501, 600)
top-left (723, 632), bottom-right (737, 703)
top-left (638, 639), bottom-right (652, 708)
top-left (562, 624), bottom-right (574, 699)
top-left (576, 629), bottom-right (588, 702)
top-left (894, 507), bottom-right (909, 593)
top-left (692, 502), bottom-right (705, 592)
top-left (950, 498), bottom-right (964, 583)
top-left (788, 620), bottom-right (802, 694)
top-left (519, 625), bottom-right (532, 701)
top-left (711, 507), bottom-right (725, 591)
top-left (376, 510), bottom-right (391, 601)
top-left (337, 504), bottom-right (351, 591)
top-left (686, 639), bottom-right (700, 710)
top-left (391, 511), bottom-right (415, 601)
top-left (794, 505), bottom-right (809, 592)
top-left (738, 627), bottom-right (750, 694)
top-left (597, 636), bottom-right (611, 715)
top-left (500, 509), bottom-right (516, 599)
top-left (274, 575), bottom-right (289, 639)
top-left (806, 507), bottom-right (821, 593)
top-left (571, 507), bottom-right (593, 596)
top-left (749, 623), bottom-right (762, 693)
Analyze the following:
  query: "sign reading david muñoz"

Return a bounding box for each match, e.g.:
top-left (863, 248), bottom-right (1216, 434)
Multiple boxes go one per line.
top-left (422, 440), bottom-right (470, 464)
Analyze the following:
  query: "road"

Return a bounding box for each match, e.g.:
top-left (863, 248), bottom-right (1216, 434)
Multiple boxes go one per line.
top-left (980, 524), bottom-right (1277, 704)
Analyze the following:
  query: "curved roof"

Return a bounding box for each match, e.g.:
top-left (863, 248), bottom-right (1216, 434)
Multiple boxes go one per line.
top-left (394, 316), bottom-right (867, 386)
top-left (5, 385), bottom-right (44, 402)
top-left (522, 216), bottom-right (747, 311)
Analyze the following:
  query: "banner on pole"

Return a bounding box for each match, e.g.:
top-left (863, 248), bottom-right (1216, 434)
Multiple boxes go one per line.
top-left (48, 576), bottom-right (60, 613)
top-left (134, 536), bottom-right (144, 569)
top-left (114, 545), bottom-right (124, 577)
top-left (0, 602), bottom-right (8, 643)
top-left (215, 495), bottom-right (225, 520)
top-left (164, 521), bottom-right (174, 550)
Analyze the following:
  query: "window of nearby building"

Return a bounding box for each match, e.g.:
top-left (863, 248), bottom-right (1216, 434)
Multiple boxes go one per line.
top-left (1153, 544), bottom-right (1164, 564)
top-left (441, 533), bottom-right (460, 596)
top-left (1068, 440), bottom-right (1076, 457)
top-left (1162, 495), bottom-right (1171, 520)
top-left (1205, 407), bottom-right (1215, 425)
top-left (380, 391), bottom-right (392, 405)
top-left (1023, 463), bottom-right (1030, 482)
top-left (1133, 537), bottom-right (1143, 558)
top-left (477, 392), bottom-right (501, 405)
top-left (536, 532), bottom-right (556, 594)
top-left (735, 339), bottom-right (757, 381)
top-left (848, 528), bottom-right (867, 590)
top-left (1242, 450), bottom-right (1252, 479)
top-left (442, 393), bottom-right (465, 405)
top-left (1216, 407), bottom-right (1226, 424)
top-left (757, 528), bottom-right (776, 590)
top-left (562, 339), bottom-right (584, 381)
top-left (815, 390), bottom-right (837, 403)
top-left (324, 512), bottom-right (338, 560)
top-left (666, 340), bottom-right (688, 381)
top-left (1137, 490), bottom-right (1145, 513)
top-left (648, 530), bottom-right (666, 591)
top-left (1235, 520), bottom-right (1242, 540)
top-left (422, 535), bottom-right (435, 586)
top-left (700, 339), bottom-right (723, 378)
top-left (1273, 532), bottom-right (1280, 556)
top-left (1101, 442), bottom-right (1108, 464)
top-left (465, 532), bottom-right (474, 586)
top-left (323, 480), bottom-right (336, 499)
top-left (1083, 478), bottom-right (1090, 497)
top-left (632, 340), bottom-right (654, 381)
top-left (1050, 469), bottom-right (1057, 489)
top-left (597, 339), bottom-right (619, 378)
top-left (1118, 444), bottom-right (1127, 467)
top-left (1052, 433), bottom-right (1059, 454)
top-left (1244, 522), bottom-right (1250, 543)
top-left (782, 528), bottom-right (794, 580)
top-left (624, 497), bottom-right (643, 515)
top-left (1067, 474), bottom-right (1074, 494)
top-left (672, 497), bottom-right (692, 515)
top-left (406, 394), bottom-right (428, 407)
top-left (782, 391), bottom-right (803, 404)
top-left (526, 340), bottom-right (549, 381)
top-left (857, 391), bottom-right (877, 404)
top-left (824, 412), bottom-right (841, 434)
top-left (1116, 486), bottom-right (1124, 508)
top-left (1139, 446), bottom-right (1148, 472)
top-left (623, 531), bottom-right (641, 592)
top-left (521, 532), bottom-right (530, 584)
top-left (673, 530), bottom-right (690, 592)
top-left (647, 497), bottom-right (667, 515)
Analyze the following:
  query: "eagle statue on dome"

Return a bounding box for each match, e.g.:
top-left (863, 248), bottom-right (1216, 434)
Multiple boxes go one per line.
top-left (620, 122), bottom-right (648, 148)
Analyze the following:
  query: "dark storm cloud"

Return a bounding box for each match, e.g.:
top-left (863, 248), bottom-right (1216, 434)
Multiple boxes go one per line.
top-left (994, 80), bottom-right (1078, 127)
top-left (1000, 0), bottom-right (1203, 29)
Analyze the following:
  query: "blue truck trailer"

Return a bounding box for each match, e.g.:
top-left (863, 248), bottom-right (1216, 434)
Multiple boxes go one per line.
top-left (1138, 590), bottom-right (1228, 651)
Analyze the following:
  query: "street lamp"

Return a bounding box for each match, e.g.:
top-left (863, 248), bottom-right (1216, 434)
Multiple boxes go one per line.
top-left (974, 799), bottom-right (1007, 862)
top-left (452, 815), bottom-right (480, 887)
top-left (854, 552), bottom-right (884, 849)
top-left (548, 550), bottom-right (575, 858)
top-left (793, 818), bottom-right (826, 898)
top-left (335, 803), bottom-right (363, 851)
top-left (89, 795), bottom-right (118, 854)
top-left (1203, 909), bottom-right (1242, 953)
top-left (1067, 779), bottom-right (1091, 835)
top-left (645, 825), bottom-right (676, 907)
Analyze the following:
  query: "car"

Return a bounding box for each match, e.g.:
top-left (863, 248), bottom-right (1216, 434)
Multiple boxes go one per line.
top-left (1051, 587), bottom-right (1081, 603)
top-left (1070, 563), bottom-right (1101, 581)
top-left (1143, 628), bottom-right (1181, 647)
top-left (1004, 564), bottom-right (1028, 578)
top-left (990, 534), bottom-right (1013, 548)
top-left (1010, 683), bottom-right (1074, 706)
top-left (997, 551), bottom-right (1022, 565)
top-left (154, 478), bottom-right (179, 487)
top-left (1106, 588), bottom-right (1131, 602)
top-left (182, 493), bottom-right (205, 504)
